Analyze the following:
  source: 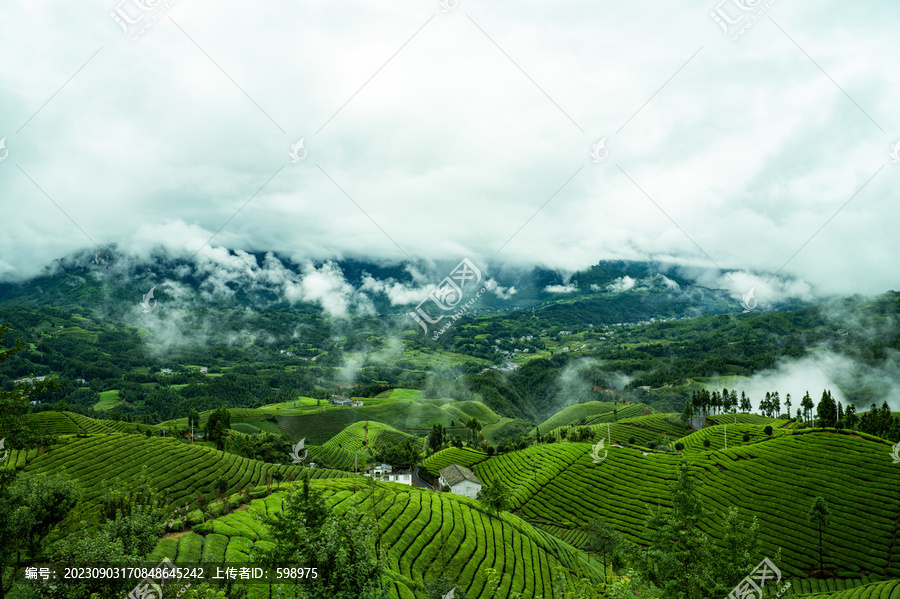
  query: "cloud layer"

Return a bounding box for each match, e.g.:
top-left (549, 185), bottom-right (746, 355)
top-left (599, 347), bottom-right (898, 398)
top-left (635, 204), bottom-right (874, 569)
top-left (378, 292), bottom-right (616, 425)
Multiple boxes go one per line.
top-left (1, 0), bottom-right (898, 302)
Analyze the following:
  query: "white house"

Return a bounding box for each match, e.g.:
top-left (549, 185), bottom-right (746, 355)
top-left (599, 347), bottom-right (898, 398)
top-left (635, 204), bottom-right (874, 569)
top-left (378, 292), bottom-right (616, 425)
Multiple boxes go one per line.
top-left (439, 464), bottom-right (483, 499)
top-left (366, 463), bottom-right (412, 486)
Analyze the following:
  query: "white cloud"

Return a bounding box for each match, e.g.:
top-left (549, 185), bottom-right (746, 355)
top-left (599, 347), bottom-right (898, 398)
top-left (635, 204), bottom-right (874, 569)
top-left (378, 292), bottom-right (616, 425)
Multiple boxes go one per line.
top-left (0, 0), bottom-right (897, 299)
top-left (544, 284), bottom-right (577, 294)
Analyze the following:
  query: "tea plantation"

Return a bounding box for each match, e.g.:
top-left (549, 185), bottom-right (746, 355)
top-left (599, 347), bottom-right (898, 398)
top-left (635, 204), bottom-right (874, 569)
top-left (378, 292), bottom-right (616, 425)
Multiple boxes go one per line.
top-left (149, 477), bottom-right (606, 599)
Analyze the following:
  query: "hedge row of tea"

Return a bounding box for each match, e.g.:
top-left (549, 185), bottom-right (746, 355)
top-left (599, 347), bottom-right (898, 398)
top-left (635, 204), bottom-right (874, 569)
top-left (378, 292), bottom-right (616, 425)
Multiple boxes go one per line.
top-left (472, 430), bottom-right (900, 579)
top-left (677, 423), bottom-right (791, 451)
top-left (533, 402), bottom-right (651, 434)
top-left (149, 478), bottom-right (605, 599)
top-left (16, 434), bottom-right (355, 515)
top-left (27, 411), bottom-right (159, 436)
top-left (799, 579), bottom-right (900, 599)
top-left (421, 447), bottom-right (490, 476)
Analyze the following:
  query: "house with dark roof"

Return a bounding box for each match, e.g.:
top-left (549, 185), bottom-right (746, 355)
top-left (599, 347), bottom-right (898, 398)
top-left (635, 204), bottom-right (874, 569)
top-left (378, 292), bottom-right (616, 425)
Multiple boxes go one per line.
top-left (438, 464), bottom-right (483, 499)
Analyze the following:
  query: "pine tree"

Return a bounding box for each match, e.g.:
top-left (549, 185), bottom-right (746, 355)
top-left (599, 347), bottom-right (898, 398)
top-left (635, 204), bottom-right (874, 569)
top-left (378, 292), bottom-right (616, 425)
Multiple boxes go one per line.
top-left (635, 461), bottom-right (714, 599)
top-left (801, 391), bottom-right (814, 426)
top-left (807, 497), bottom-right (831, 572)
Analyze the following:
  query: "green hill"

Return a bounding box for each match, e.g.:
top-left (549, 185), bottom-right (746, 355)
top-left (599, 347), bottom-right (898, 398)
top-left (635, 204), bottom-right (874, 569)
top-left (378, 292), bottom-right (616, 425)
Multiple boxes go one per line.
top-left (11, 434), bottom-right (356, 517)
top-left (533, 401), bottom-right (624, 432)
top-left (421, 447), bottom-right (490, 477)
top-left (27, 411), bottom-right (159, 436)
top-left (796, 578), bottom-right (899, 599)
top-left (307, 421), bottom-right (420, 470)
top-left (150, 477), bottom-right (606, 599)
top-left (678, 423), bottom-right (791, 451)
top-left (467, 429), bottom-right (900, 579)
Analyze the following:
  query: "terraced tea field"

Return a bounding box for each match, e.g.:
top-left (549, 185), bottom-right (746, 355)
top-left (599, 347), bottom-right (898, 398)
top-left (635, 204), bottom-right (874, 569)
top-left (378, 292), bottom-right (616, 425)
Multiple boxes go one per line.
top-left (12, 434), bottom-right (356, 517)
top-left (678, 422), bottom-right (791, 451)
top-left (149, 478), bottom-right (605, 599)
top-left (27, 411), bottom-right (159, 435)
top-left (465, 430), bottom-right (900, 579)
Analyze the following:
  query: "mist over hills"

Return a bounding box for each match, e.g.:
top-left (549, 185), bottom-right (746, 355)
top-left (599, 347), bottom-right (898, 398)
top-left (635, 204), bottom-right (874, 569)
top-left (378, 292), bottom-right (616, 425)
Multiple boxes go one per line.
top-left (0, 244), bottom-right (813, 320)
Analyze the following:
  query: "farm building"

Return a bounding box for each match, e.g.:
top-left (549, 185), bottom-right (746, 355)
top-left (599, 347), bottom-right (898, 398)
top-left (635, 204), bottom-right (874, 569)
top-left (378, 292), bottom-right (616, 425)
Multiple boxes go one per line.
top-left (368, 463), bottom-right (413, 486)
top-left (330, 395), bottom-right (353, 406)
top-left (439, 464), bottom-right (483, 499)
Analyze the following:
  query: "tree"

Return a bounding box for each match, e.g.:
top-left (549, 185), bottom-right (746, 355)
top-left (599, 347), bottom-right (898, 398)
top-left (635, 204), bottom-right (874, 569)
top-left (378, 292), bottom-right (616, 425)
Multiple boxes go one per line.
top-left (703, 438), bottom-right (711, 448)
top-left (11, 472), bottom-right (81, 560)
top-left (584, 519), bottom-right (622, 575)
top-left (763, 425), bottom-right (773, 436)
top-left (205, 407), bottom-right (231, 450)
top-left (0, 324), bottom-right (58, 450)
top-left (740, 391), bottom-right (751, 413)
top-left (681, 400), bottom-right (694, 426)
top-left (476, 482), bottom-right (509, 518)
top-left (785, 394), bottom-right (792, 420)
top-left (634, 461), bottom-right (714, 599)
top-left (252, 480), bottom-right (383, 599)
top-left (816, 390), bottom-right (837, 428)
top-left (807, 496), bottom-right (831, 571)
top-left (0, 469), bottom-right (21, 599)
top-left (188, 408), bottom-right (201, 430)
top-left (801, 391), bottom-right (814, 426)
top-left (710, 507), bottom-right (769, 598)
top-left (428, 423), bottom-right (445, 453)
top-left (844, 404), bottom-right (858, 430)
top-left (213, 476), bottom-right (229, 500)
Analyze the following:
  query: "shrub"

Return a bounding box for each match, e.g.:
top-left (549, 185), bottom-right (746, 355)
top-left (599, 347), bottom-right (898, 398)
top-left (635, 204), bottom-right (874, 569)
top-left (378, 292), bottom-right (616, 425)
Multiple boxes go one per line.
top-left (441, 485), bottom-right (450, 492)
top-left (742, 433), bottom-right (750, 442)
top-left (674, 442), bottom-right (684, 451)
top-left (764, 425), bottom-right (773, 436)
top-left (647, 441), bottom-right (656, 449)
top-left (628, 437), bottom-right (635, 444)
top-left (703, 439), bottom-right (711, 448)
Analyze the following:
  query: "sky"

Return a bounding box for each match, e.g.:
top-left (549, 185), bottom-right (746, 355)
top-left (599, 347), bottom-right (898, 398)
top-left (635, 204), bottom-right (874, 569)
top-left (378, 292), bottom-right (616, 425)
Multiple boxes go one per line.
top-left (1, 0), bottom-right (898, 304)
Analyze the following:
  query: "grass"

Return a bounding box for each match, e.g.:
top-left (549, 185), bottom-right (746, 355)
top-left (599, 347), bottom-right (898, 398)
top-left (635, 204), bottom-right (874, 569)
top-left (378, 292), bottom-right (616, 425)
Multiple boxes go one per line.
top-left (94, 390), bottom-right (122, 410)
